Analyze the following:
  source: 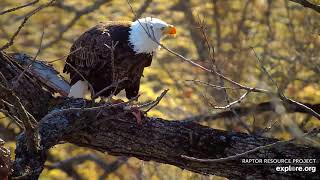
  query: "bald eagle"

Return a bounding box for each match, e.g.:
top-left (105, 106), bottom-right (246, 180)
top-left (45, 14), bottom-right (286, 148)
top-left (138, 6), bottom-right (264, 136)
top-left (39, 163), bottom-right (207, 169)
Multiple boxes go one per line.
top-left (63, 17), bottom-right (176, 99)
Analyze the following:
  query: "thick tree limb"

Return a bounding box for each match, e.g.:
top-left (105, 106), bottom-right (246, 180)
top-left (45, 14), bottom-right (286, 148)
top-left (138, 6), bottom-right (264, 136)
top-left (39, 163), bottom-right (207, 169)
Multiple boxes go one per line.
top-left (12, 53), bottom-right (70, 96)
top-left (0, 52), bottom-right (54, 119)
top-left (11, 100), bottom-right (320, 179)
top-left (1, 52), bottom-right (319, 179)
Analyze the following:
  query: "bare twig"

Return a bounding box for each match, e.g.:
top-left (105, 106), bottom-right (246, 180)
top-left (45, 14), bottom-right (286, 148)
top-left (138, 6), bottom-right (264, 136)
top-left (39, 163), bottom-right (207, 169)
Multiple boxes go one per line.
top-left (251, 48), bottom-right (320, 120)
top-left (42, 0), bottom-right (112, 49)
top-left (213, 91), bottom-right (250, 109)
top-left (134, 0), bottom-right (153, 20)
top-left (93, 78), bottom-right (128, 99)
top-left (186, 79), bottom-right (240, 90)
top-left (127, 0), bottom-right (271, 96)
top-left (181, 101), bottom-right (320, 123)
top-left (0, 84), bottom-right (38, 152)
top-left (47, 47), bottom-right (82, 63)
top-left (99, 157), bottom-right (128, 180)
top-left (0, 18), bottom-right (28, 51)
top-left (47, 154), bottom-right (127, 176)
top-left (104, 41), bottom-right (119, 82)
top-left (41, 97), bottom-right (138, 123)
top-left (289, 0), bottom-right (320, 14)
top-left (142, 89), bottom-right (169, 113)
top-left (14, 28), bottom-right (44, 85)
top-left (0, 0), bottom-right (55, 51)
top-left (0, 0), bottom-right (39, 16)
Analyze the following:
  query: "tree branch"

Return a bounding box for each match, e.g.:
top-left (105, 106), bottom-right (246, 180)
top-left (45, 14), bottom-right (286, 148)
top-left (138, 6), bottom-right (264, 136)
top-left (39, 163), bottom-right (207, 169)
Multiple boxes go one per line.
top-left (182, 101), bottom-right (320, 123)
top-left (0, 0), bottom-right (39, 16)
top-left (1, 52), bottom-right (319, 179)
top-left (289, 0), bottom-right (320, 14)
top-left (0, 0), bottom-right (55, 51)
top-left (10, 99), bottom-right (320, 179)
top-left (46, 154), bottom-right (127, 179)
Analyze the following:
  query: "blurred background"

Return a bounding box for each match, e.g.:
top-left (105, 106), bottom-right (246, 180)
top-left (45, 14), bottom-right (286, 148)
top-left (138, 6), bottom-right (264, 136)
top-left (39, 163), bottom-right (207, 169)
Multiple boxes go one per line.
top-left (0, 0), bottom-right (320, 179)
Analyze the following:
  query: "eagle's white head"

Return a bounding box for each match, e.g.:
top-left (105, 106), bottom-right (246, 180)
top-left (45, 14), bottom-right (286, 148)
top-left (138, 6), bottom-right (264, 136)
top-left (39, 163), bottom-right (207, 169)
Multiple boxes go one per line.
top-left (129, 17), bottom-right (176, 54)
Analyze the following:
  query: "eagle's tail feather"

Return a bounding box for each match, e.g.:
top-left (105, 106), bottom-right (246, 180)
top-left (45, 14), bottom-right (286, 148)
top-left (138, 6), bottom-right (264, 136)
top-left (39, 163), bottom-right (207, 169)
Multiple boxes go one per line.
top-left (68, 80), bottom-right (89, 98)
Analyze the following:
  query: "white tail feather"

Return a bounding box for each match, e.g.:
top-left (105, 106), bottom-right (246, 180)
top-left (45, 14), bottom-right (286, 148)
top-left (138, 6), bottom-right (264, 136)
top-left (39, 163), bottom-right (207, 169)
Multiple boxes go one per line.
top-left (68, 80), bottom-right (89, 98)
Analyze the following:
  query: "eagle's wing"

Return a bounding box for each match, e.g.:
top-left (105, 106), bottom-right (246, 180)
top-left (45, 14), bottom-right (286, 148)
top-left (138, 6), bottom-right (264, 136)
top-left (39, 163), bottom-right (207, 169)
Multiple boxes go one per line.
top-left (63, 23), bottom-right (115, 85)
top-left (64, 21), bottom-right (153, 98)
top-left (124, 54), bottom-right (153, 99)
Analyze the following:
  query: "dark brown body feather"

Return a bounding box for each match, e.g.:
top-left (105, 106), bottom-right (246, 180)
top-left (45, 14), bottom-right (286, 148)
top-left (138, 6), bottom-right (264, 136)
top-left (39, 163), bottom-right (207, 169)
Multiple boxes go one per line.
top-left (63, 21), bottom-right (153, 99)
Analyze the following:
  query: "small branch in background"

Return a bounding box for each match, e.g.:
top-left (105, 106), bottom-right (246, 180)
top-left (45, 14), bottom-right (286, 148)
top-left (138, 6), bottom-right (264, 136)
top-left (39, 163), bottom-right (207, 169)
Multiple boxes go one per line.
top-left (104, 41), bottom-right (119, 84)
top-left (0, 84), bottom-right (39, 153)
top-left (137, 89), bottom-right (169, 112)
top-left (252, 48), bottom-right (320, 120)
top-left (181, 101), bottom-right (320, 123)
top-left (289, 0), bottom-right (320, 14)
top-left (0, 18), bottom-right (28, 51)
top-left (93, 78), bottom-right (128, 99)
top-left (185, 79), bottom-right (239, 90)
top-left (42, 0), bottom-right (112, 49)
top-left (299, 115), bottom-right (312, 130)
top-left (212, 0), bottom-right (221, 51)
top-left (133, 0), bottom-right (153, 20)
top-left (99, 157), bottom-right (128, 180)
top-left (13, 28), bottom-right (44, 86)
top-left (47, 47), bottom-right (82, 63)
top-left (0, 0), bottom-right (39, 16)
top-left (195, 18), bottom-right (253, 133)
top-left (126, 0), bottom-right (271, 96)
top-left (0, 0), bottom-right (55, 51)
top-left (47, 154), bottom-right (128, 179)
top-left (213, 91), bottom-right (250, 109)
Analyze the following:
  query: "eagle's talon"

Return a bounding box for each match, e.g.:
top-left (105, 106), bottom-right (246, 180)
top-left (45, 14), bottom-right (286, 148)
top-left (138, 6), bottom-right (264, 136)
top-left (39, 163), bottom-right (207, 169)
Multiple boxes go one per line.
top-left (109, 97), bottom-right (124, 104)
top-left (65, 17), bottom-right (176, 111)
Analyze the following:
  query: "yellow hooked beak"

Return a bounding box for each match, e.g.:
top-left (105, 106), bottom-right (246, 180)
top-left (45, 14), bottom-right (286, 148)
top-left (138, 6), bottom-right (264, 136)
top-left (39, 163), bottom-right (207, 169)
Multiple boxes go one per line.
top-left (162, 25), bottom-right (176, 37)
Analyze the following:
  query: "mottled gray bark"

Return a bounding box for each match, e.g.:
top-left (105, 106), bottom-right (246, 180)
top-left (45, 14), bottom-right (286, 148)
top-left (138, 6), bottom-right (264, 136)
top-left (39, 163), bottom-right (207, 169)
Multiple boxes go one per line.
top-left (12, 101), bottom-right (320, 179)
top-left (0, 52), bottom-right (319, 179)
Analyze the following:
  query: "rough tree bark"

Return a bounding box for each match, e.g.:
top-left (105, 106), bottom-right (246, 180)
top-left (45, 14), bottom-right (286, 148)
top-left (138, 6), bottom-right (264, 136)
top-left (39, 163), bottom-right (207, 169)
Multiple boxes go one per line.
top-left (0, 52), bottom-right (319, 179)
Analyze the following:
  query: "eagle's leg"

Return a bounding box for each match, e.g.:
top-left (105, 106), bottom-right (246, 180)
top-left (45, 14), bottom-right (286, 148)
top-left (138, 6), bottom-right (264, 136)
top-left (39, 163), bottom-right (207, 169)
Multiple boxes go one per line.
top-left (68, 80), bottom-right (89, 98)
top-left (108, 97), bottom-right (124, 104)
top-left (125, 80), bottom-right (143, 125)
